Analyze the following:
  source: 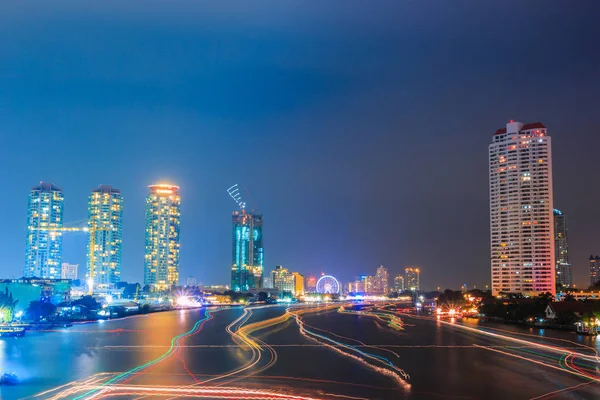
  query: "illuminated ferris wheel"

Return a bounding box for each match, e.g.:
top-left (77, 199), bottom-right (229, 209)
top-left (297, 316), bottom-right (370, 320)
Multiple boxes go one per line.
top-left (316, 275), bottom-right (340, 294)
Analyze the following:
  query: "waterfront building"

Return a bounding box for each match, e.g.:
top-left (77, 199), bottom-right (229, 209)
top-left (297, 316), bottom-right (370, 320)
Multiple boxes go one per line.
top-left (144, 184), bottom-right (181, 290)
top-left (231, 209), bottom-right (264, 291)
top-left (490, 121), bottom-right (555, 296)
top-left (0, 278), bottom-right (71, 316)
top-left (291, 272), bottom-right (305, 297)
top-left (24, 182), bottom-right (64, 279)
top-left (271, 265), bottom-right (295, 294)
top-left (61, 263), bottom-right (78, 280)
top-left (87, 185), bottom-right (123, 289)
top-left (590, 255), bottom-right (600, 287)
top-left (393, 274), bottom-right (404, 292)
top-left (305, 274), bottom-right (317, 293)
top-left (553, 209), bottom-right (572, 288)
top-left (374, 265), bottom-right (389, 294)
top-left (405, 267), bottom-right (420, 291)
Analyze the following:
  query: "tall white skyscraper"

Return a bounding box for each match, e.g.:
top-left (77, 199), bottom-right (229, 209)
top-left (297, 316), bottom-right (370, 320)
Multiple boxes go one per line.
top-left (489, 121), bottom-right (555, 296)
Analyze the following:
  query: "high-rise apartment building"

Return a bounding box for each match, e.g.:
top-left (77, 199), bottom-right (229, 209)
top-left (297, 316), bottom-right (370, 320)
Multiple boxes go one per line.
top-left (393, 274), bottom-right (404, 293)
top-left (375, 265), bottom-right (389, 294)
top-left (87, 185), bottom-right (123, 289)
top-left (231, 209), bottom-right (264, 291)
top-left (144, 184), bottom-right (181, 290)
top-left (25, 182), bottom-right (64, 279)
top-left (490, 121), bottom-right (555, 296)
top-left (590, 255), bottom-right (600, 288)
top-left (405, 267), bottom-right (420, 291)
top-left (61, 263), bottom-right (78, 280)
top-left (271, 265), bottom-right (295, 294)
top-left (553, 209), bottom-right (571, 288)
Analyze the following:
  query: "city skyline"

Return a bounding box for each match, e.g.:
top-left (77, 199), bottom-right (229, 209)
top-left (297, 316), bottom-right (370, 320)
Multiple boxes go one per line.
top-left (2, 3), bottom-right (599, 289)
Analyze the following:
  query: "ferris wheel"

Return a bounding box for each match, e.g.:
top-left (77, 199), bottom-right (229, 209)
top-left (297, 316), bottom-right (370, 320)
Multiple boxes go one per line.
top-left (316, 275), bottom-right (340, 294)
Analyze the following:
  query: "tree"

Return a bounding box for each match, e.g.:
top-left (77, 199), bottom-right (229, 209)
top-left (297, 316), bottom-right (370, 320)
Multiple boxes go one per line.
top-left (73, 295), bottom-right (101, 311)
top-left (563, 293), bottom-right (576, 302)
top-left (26, 301), bottom-right (56, 322)
top-left (0, 287), bottom-right (18, 322)
top-left (123, 283), bottom-right (140, 299)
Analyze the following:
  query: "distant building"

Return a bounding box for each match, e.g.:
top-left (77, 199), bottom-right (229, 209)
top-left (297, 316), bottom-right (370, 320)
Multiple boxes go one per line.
top-left (24, 182), bottom-right (64, 279)
top-left (393, 274), bottom-right (404, 292)
top-left (263, 276), bottom-right (273, 289)
top-left (490, 121), bottom-right (555, 296)
top-left (292, 272), bottom-right (305, 297)
top-left (271, 266), bottom-right (295, 295)
top-left (305, 274), bottom-right (317, 293)
top-left (375, 265), bottom-right (389, 294)
top-left (231, 209), bottom-right (264, 291)
top-left (554, 209), bottom-right (572, 288)
top-left (186, 277), bottom-right (197, 286)
top-left (347, 277), bottom-right (365, 294)
top-left (363, 275), bottom-right (375, 294)
top-left (88, 185), bottom-right (123, 289)
top-left (405, 267), bottom-right (420, 291)
top-left (590, 255), bottom-right (600, 287)
top-left (144, 184), bottom-right (181, 290)
top-left (61, 263), bottom-right (78, 280)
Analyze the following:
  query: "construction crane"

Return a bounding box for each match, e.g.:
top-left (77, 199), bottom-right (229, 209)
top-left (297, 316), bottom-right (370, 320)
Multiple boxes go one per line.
top-left (28, 220), bottom-right (115, 294)
top-left (227, 184), bottom-right (246, 210)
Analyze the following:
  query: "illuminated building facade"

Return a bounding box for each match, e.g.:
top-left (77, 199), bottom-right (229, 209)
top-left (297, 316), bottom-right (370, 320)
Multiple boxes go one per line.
top-left (292, 272), bottom-right (305, 297)
top-left (231, 209), bottom-right (264, 291)
top-left (61, 263), bottom-right (78, 280)
top-left (25, 182), bottom-right (64, 279)
top-left (490, 121), bottom-right (555, 296)
top-left (87, 185), bottom-right (123, 289)
top-left (405, 267), bottom-right (420, 291)
top-left (375, 265), bottom-right (389, 294)
top-left (553, 209), bottom-right (571, 288)
top-left (590, 255), bottom-right (600, 287)
top-left (271, 265), bottom-right (295, 294)
top-left (305, 274), bottom-right (317, 293)
top-left (393, 274), bottom-right (404, 292)
top-left (144, 184), bottom-right (181, 290)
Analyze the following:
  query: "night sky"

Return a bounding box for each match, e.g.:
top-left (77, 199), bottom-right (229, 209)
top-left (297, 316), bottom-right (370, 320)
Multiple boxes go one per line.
top-left (1, 1), bottom-right (599, 289)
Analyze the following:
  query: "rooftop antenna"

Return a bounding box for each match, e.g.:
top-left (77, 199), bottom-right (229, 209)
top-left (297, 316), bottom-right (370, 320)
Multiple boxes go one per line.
top-left (227, 184), bottom-right (246, 210)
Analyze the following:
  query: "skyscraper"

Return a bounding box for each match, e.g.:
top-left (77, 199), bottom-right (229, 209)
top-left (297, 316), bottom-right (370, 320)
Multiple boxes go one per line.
top-left (144, 184), bottom-right (181, 290)
top-left (25, 182), bottom-right (64, 279)
top-left (553, 209), bottom-right (571, 288)
top-left (87, 185), bottom-right (123, 289)
top-left (375, 265), bottom-right (389, 295)
top-left (405, 267), bottom-right (420, 291)
top-left (590, 255), bottom-right (600, 288)
top-left (231, 209), bottom-right (264, 291)
top-left (393, 274), bottom-right (404, 293)
top-left (490, 121), bottom-right (555, 296)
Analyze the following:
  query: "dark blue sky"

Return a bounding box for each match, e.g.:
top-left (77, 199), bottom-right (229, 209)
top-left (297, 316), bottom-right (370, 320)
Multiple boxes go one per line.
top-left (1, 1), bottom-right (599, 289)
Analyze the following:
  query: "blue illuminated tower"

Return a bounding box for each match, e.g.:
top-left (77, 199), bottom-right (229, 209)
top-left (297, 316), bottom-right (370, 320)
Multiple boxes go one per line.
top-left (228, 184), bottom-right (263, 291)
top-left (24, 182), bottom-right (64, 279)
